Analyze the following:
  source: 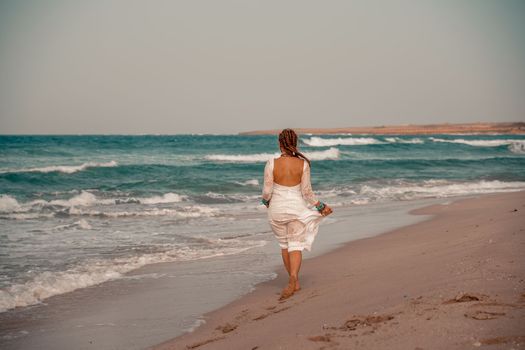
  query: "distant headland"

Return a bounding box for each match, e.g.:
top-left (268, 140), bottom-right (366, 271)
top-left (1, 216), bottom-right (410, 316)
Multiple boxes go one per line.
top-left (240, 122), bottom-right (525, 135)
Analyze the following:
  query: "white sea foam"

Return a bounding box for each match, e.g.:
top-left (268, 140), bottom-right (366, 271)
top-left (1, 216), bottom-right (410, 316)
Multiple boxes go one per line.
top-left (0, 238), bottom-right (267, 313)
top-left (1, 161), bottom-right (118, 174)
top-left (53, 219), bottom-right (92, 231)
top-left (384, 137), bottom-right (424, 144)
top-left (139, 193), bottom-right (187, 204)
top-left (48, 191), bottom-right (105, 206)
top-left (236, 179), bottom-right (260, 186)
top-left (205, 152), bottom-right (280, 162)
top-left (203, 192), bottom-right (258, 203)
top-left (0, 192), bottom-right (189, 217)
top-left (302, 136), bottom-right (385, 147)
top-left (67, 205), bottom-right (219, 218)
top-left (0, 195), bottom-right (21, 213)
top-left (184, 318), bottom-right (207, 333)
top-left (509, 142), bottom-right (525, 154)
top-left (429, 137), bottom-right (525, 148)
top-left (354, 180), bottom-right (525, 203)
top-left (1, 212), bottom-right (56, 220)
top-left (205, 147), bottom-right (340, 162)
top-left (306, 147), bottom-right (340, 160)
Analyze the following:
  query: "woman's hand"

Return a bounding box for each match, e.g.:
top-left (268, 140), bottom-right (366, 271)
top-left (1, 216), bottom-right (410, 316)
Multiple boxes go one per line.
top-left (261, 198), bottom-right (270, 208)
top-left (321, 204), bottom-right (333, 216)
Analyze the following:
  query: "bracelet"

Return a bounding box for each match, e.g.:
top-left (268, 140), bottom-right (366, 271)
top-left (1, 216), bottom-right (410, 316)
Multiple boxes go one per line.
top-left (315, 201), bottom-right (325, 212)
top-left (261, 198), bottom-right (270, 206)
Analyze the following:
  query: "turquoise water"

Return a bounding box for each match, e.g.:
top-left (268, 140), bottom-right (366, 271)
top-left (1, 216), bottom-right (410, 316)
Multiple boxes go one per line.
top-left (2, 134), bottom-right (524, 202)
top-left (1, 133), bottom-right (524, 312)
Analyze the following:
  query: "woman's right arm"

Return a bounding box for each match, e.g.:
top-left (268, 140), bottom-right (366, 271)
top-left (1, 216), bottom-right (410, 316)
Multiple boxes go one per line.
top-left (301, 161), bottom-right (333, 216)
top-left (300, 162), bottom-right (319, 207)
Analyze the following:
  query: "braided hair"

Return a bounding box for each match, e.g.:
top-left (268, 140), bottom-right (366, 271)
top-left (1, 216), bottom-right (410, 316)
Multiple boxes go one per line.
top-left (278, 128), bottom-right (311, 167)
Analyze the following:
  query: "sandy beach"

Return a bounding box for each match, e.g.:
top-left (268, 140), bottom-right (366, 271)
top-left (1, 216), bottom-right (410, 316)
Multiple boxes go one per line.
top-left (153, 190), bottom-right (525, 350)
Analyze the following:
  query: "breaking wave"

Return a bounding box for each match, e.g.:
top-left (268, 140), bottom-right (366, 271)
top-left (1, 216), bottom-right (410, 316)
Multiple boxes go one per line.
top-left (67, 205), bottom-right (218, 219)
top-left (0, 191), bottom-right (196, 220)
top-left (429, 137), bottom-right (525, 148)
top-left (235, 179), bottom-right (260, 187)
top-left (205, 147), bottom-right (340, 162)
top-left (384, 137), bottom-right (424, 144)
top-left (205, 152), bottom-right (278, 163)
top-left (0, 238), bottom-right (266, 312)
top-left (0, 191), bottom-right (186, 212)
top-left (509, 142), bottom-right (525, 154)
top-left (324, 179), bottom-right (525, 205)
top-left (0, 195), bottom-right (21, 213)
top-left (0, 161), bottom-right (118, 174)
top-left (302, 137), bottom-right (385, 147)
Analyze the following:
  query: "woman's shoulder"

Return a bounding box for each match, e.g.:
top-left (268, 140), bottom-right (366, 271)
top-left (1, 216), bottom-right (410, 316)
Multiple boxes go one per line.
top-left (302, 158), bottom-right (309, 170)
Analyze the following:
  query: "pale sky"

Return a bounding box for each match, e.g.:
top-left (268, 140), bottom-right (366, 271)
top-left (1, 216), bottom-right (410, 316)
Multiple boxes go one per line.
top-left (0, 0), bottom-right (524, 134)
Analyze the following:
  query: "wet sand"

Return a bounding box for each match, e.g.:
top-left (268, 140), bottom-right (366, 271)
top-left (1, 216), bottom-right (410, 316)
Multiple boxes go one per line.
top-left (153, 190), bottom-right (525, 350)
top-left (0, 198), bottom-right (445, 350)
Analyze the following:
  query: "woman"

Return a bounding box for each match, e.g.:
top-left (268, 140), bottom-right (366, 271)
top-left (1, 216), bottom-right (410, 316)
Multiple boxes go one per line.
top-left (261, 128), bottom-right (333, 300)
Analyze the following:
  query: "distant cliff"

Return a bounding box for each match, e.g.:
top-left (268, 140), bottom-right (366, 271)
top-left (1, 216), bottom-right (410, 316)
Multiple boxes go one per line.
top-left (239, 122), bottom-right (525, 135)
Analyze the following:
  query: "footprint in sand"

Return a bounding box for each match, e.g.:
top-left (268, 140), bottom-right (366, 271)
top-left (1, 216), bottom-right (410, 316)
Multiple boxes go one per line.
top-left (341, 314), bottom-right (395, 331)
top-left (464, 310), bottom-right (506, 320)
top-left (215, 323), bottom-right (237, 333)
top-left (442, 292), bottom-right (486, 304)
top-left (186, 336), bottom-right (225, 349)
top-left (320, 313), bottom-right (396, 336)
top-left (252, 305), bottom-right (292, 321)
top-left (477, 335), bottom-right (525, 346)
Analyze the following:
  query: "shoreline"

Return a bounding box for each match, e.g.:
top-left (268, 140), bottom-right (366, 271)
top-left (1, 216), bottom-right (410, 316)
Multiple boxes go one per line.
top-left (153, 190), bottom-right (525, 350)
top-left (239, 122), bottom-right (525, 135)
top-left (0, 196), bottom-right (450, 350)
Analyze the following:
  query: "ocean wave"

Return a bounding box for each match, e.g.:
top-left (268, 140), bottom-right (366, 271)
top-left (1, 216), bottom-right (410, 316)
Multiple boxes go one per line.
top-left (509, 142), bottom-right (525, 154)
top-left (0, 160), bottom-right (118, 174)
top-left (307, 147), bottom-right (340, 160)
top-left (1, 205), bottom-right (218, 220)
top-left (1, 212), bottom-right (56, 220)
top-left (0, 191), bottom-right (188, 216)
top-left (195, 192), bottom-right (258, 204)
top-left (311, 179), bottom-right (525, 206)
top-left (235, 179), bottom-right (260, 187)
top-left (47, 191), bottom-right (107, 207)
top-left (384, 137), bottom-right (424, 144)
top-left (429, 137), bottom-right (525, 148)
top-left (302, 136), bottom-right (385, 147)
top-left (0, 195), bottom-right (21, 213)
top-left (346, 179), bottom-right (525, 204)
top-left (137, 192), bottom-right (187, 204)
top-left (67, 205), bottom-right (219, 218)
top-left (205, 147), bottom-right (340, 163)
top-left (205, 152), bottom-right (277, 162)
top-left (0, 238), bottom-right (266, 313)
top-left (53, 219), bottom-right (92, 231)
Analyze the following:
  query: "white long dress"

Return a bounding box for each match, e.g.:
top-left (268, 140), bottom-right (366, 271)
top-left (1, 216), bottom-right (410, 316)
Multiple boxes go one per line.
top-left (262, 157), bottom-right (325, 252)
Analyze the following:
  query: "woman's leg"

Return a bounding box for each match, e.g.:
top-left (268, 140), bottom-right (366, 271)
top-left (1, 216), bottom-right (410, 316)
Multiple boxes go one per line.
top-left (281, 249), bottom-right (301, 291)
top-left (279, 249), bottom-right (302, 300)
top-left (281, 248), bottom-right (291, 275)
top-left (289, 250), bottom-right (302, 280)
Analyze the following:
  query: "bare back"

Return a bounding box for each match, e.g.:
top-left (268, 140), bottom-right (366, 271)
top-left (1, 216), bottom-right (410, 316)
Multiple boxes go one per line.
top-left (273, 157), bottom-right (304, 186)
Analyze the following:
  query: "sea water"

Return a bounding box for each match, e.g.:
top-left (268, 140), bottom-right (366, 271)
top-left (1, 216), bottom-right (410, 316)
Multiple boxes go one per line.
top-left (1, 133), bottom-right (525, 313)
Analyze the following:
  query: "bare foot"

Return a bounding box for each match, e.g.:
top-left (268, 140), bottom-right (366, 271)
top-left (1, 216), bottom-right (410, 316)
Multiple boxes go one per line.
top-left (279, 276), bottom-right (297, 300)
top-left (295, 281), bottom-right (301, 292)
top-left (286, 275), bottom-right (300, 291)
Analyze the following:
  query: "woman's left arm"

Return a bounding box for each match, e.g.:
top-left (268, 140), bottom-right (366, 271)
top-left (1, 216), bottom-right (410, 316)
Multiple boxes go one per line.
top-left (261, 159), bottom-right (273, 207)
